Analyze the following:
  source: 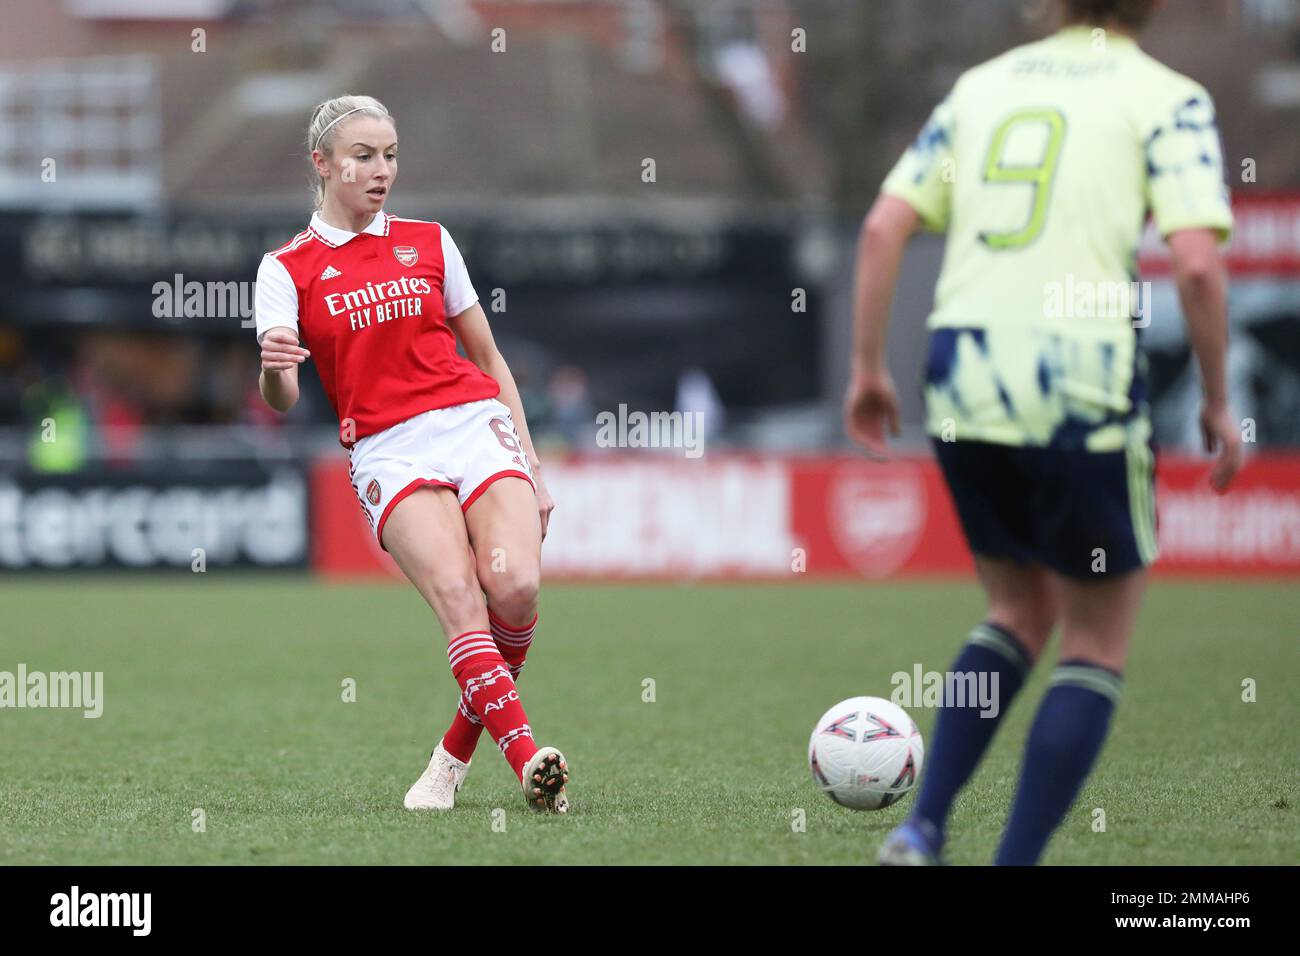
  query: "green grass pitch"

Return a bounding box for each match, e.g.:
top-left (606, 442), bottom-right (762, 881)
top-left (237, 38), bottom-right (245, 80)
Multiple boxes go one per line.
top-left (0, 577), bottom-right (1295, 865)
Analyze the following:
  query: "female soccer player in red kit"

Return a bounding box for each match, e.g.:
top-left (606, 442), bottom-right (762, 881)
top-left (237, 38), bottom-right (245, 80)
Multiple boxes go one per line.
top-left (254, 94), bottom-right (570, 813)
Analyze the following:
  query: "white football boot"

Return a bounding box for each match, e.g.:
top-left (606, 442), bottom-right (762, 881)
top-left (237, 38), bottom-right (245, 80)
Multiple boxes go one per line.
top-left (521, 746), bottom-right (570, 813)
top-left (403, 742), bottom-right (470, 811)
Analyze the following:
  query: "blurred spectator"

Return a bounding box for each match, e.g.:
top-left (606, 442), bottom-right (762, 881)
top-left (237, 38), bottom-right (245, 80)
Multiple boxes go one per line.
top-left (22, 376), bottom-right (88, 473)
top-left (675, 366), bottom-right (725, 447)
top-left (543, 364), bottom-right (596, 450)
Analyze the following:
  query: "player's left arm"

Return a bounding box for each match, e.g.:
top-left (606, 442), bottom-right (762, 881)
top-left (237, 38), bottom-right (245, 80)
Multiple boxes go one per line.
top-left (1145, 83), bottom-right (1239, 491)
top-left (450, 303), bottom-right (555, 535)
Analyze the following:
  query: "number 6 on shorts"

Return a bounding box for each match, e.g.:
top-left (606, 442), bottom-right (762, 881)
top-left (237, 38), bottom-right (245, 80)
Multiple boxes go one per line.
top-left (489, 416), bottom-right (521, 452)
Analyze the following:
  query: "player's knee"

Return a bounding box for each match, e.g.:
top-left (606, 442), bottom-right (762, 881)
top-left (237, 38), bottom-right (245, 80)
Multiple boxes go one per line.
top-left (1025, 618), bottom-right (1057, 654)
top-left (483, 565), bottom-right (539, 621)
top-left (989, 602), bottom-right (1056, 655)
top-left (432, 575), bottom-right (484, 626)
top-left (1058, 631), bottom-right (1128, 673)
top-left (1024, 607), bottom-right (1059, 649)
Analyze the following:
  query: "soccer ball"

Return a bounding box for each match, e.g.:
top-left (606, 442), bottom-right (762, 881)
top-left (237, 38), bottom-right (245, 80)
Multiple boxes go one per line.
top-left (808, 696), bottom-right (924, 811)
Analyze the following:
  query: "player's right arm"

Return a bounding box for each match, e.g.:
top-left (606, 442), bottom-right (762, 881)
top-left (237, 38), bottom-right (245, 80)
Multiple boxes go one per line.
top-left (254, 253), bottom-right (309, 413)
top-left (259, 329), bottom-right (306, 411)
top-left (845, 91), bottom-right (956, 457)
top-left (845, 195), bottom-right (920, 457)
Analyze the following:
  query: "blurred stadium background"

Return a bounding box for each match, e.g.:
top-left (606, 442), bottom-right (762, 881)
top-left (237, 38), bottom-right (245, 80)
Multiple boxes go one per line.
top-left (1, 0), bottom-right (1298, 580)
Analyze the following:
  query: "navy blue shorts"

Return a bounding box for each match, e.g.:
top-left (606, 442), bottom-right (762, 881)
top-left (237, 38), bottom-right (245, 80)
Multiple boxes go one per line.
top-left (932, 436), bottom-right (1158, 579)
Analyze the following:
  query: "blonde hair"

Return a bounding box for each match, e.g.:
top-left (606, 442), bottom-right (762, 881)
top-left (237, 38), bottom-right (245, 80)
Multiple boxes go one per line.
top-left (306, 94), bottom-right (394, 209)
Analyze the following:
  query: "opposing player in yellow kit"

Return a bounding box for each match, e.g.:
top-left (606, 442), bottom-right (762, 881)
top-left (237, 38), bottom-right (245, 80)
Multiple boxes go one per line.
top-left (845, 0), bottom-right (1242, 864)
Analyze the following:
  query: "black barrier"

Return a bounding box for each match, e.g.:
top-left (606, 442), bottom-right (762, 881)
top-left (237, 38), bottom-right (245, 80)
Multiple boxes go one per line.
top-left (0, 463), bottom-right (308, 571)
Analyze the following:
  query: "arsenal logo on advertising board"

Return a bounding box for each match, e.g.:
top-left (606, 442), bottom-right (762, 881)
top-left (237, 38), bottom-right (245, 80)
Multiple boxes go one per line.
top-left (392, 245), bottom-right (418, 267)
top-left (827, 464), bottom-right (927, 578)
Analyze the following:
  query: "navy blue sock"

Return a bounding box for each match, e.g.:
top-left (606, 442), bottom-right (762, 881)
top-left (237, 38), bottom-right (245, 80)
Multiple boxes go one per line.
top-left (911, 622), bottom-right (1033, 842)
top-left (994, 661), bottom-right (1123, 866)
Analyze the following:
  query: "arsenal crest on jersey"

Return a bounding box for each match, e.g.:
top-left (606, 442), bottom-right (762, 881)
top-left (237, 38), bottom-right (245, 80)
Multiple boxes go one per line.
top-left (393, 245), bottom-right (419, 267)
top-left (366, 479), bottom-right (382, 506)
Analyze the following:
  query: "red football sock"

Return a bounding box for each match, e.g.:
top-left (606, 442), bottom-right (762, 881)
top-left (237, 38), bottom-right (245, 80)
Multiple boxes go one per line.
top-left (446, 630), bottom-right (537, 778)
top-left (489, 609), bottom-right (538, 680)
top-left (440, 692), bottom-right (483, 765)
top-left (439, 613), bottom-right (539, 763)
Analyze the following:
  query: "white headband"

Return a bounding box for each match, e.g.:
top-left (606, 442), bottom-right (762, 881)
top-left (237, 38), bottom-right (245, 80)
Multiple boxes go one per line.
top-left (312, 107), bottom-right (386, 152)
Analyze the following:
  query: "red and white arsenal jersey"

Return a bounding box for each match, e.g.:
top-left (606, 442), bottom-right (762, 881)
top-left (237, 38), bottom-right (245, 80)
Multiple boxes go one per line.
top-left (254, 210), bottom-right (500, 444)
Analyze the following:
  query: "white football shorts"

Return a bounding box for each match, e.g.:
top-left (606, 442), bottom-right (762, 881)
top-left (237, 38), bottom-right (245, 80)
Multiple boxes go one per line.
top-left (347, 398), bottom-right (535, 549)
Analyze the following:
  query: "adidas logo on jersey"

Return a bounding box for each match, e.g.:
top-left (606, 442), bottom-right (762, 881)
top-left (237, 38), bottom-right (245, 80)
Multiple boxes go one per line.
top-left (320, 265), bottom-right (343, 280)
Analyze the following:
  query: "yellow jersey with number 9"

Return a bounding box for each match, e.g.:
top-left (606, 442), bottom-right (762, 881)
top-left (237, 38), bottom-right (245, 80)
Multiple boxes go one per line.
top-left (882, 25), bottom-right (1232, 451)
